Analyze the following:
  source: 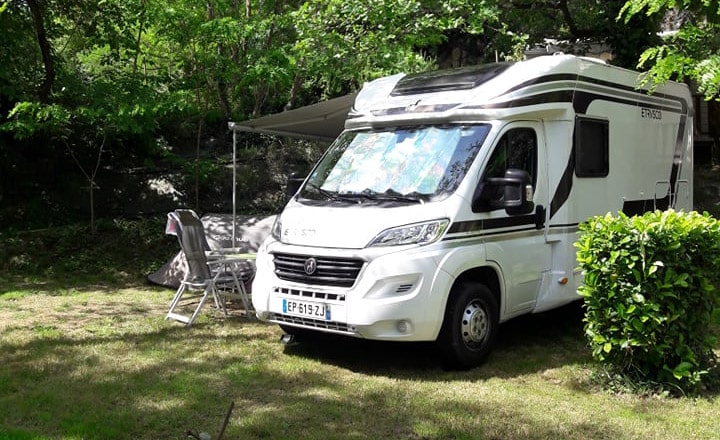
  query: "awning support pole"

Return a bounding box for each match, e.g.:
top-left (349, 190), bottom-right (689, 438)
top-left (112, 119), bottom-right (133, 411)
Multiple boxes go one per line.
top-left (232, 126), bottom-right (237, 246)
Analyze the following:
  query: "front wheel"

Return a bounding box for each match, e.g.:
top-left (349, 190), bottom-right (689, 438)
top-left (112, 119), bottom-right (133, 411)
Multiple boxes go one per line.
top-left (437, 282), bottom-right (499, 369)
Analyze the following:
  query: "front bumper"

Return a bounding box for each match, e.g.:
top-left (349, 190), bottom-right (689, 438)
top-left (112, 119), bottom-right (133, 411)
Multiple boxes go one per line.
top-left (251, 242), bottom-right (451, 341)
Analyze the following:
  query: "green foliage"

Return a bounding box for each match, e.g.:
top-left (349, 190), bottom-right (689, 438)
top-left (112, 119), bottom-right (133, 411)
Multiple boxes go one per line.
top-left (635, 23), bottom-right (720, 97)
top-left (291, 0), bottom-right (501, 95)
top-left (2, 102), bottom-right (71, 139)
top-left (503, 0), bottom-right (662, 69)
top-left (576, 210), bottom-right (720, 393)
top-left (620, 0), bottom-right (720, 99)
top-left (0, 217), bottom-right (177, 286)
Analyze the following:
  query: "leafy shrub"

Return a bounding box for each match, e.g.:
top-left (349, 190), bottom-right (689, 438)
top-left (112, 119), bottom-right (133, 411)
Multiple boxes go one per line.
top-left (576, 210), bottom-right (720, 393)
top-left (0, 217), bottom-right (177, 286)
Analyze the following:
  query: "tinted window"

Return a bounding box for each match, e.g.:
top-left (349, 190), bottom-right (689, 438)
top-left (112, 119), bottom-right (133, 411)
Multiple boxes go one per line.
top-left (478, 127), bottom-right (537, 209)
top-left (575, 117), bottom-right (609, 177)
top-left (484, 128), bottom-right (537, 183)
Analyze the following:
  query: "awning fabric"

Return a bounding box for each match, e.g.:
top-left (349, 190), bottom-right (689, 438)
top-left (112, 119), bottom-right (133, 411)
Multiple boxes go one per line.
top-left (228, 93), bottom-right (356, 142)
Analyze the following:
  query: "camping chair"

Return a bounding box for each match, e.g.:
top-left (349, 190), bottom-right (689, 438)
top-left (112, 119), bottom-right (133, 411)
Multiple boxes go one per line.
top-left (165, 209), bottom-right (253, 326)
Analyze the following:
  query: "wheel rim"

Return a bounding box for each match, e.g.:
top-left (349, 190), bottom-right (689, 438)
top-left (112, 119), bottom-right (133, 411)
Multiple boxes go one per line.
top-left (461, 301), bottom-right (489, 348)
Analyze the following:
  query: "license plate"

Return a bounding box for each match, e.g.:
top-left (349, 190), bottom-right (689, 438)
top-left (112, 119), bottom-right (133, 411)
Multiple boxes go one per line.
top-left (283, 298), bottom-right (330, 320)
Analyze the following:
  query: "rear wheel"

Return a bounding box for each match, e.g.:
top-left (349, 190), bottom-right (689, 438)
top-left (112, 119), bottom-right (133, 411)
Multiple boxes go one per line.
top-left (437, 282), bottom-right (499, 369)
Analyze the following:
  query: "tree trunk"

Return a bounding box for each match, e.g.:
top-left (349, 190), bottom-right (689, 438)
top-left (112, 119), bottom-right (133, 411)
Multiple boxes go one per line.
top-left (26, 0), bottom-right (55, 103)
top-left (133, 0), bottom-right (147, 75)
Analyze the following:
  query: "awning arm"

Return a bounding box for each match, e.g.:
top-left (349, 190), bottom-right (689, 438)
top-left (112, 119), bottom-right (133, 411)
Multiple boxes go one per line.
top-left (227, 122), bottom-right (336, 142)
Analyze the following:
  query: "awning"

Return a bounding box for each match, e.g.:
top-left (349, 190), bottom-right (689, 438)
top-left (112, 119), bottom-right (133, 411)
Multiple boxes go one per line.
top-left (226, 94), bottom-right (355, 243)
top-left (228, 93), bottom-right (356, 142)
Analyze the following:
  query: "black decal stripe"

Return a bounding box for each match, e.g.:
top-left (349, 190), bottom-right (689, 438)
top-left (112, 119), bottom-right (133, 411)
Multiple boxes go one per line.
top-left (622, 197), bottom-right (670, 216)
top-left (443, 220), bottom-right (579, 242)
top-left (548, 223), bottom-right (580, 229)
top-left (443, 225), bottom-right (538, 242)
top-left (476, 90), bottom-right (575, 109)
top-left (504, 73), bottom-right (685, 105)
top-left (503, 74), bottom-right (578, 95)
top-left (549, 148), bottom-right (575, 219)
top-left (571, 90), bottom-right (682, 114)
top-left (468, 88), bottom-right (683, 115)
top-left (447, 213), bottom-right (537, 235)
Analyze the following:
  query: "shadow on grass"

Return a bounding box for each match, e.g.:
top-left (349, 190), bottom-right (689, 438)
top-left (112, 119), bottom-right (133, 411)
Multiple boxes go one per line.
top-left (281, 302), bottom-right (589, 379)
top-left (0, 314), bottom-right (625, 440)
top-left (1, 322), bottom-right (263, 439)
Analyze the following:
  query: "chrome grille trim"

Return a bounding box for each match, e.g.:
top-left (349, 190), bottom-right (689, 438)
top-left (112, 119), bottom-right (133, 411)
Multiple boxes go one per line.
top-left (269, 313), bottom-right (354, 334)
top-left (274, 286), bottom-right (346, 302)
top-left (273, 253), bottom-right (364, 287)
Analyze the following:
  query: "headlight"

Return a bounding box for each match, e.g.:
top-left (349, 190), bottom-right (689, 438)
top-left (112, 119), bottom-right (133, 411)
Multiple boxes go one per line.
top-left (367, 219), bottom-right (449, 247)
top-left (270, 214), bottom-right (282, 242)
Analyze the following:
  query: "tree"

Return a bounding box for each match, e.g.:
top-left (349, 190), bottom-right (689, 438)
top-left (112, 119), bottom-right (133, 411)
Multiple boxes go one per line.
top-left (497, 0), bottom-right (662, 69)
top-left (290, 1), bottom-right (502, 96)
top-left (620, 0), bottom-right (720, 99)
top-left (1, 0), bottom-right (164, 230)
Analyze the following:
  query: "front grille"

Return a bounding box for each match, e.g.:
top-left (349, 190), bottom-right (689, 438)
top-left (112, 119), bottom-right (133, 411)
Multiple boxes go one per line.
top-left (270, 313), bottom-right (354, 333)
top-left (273, 253), bottom-right (364, 287)
top-left (274, 286), bottom-right (346, 302)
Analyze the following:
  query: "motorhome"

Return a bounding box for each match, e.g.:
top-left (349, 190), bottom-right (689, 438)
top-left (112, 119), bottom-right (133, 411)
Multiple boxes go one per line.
top-left (251, 54), bottom-right (694, 368)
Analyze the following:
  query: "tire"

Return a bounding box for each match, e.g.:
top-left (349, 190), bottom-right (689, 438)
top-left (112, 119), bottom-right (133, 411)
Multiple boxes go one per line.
top-left (437, 282), bottom-right (499, 369)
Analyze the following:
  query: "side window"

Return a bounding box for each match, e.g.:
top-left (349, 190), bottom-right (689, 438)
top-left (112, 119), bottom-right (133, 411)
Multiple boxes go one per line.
top-left (485, 127), bottom-right (537, 183)
top-left (479, 127), bottom-right (537, 207)
top-left (575, 116), bottom-right (609, 177)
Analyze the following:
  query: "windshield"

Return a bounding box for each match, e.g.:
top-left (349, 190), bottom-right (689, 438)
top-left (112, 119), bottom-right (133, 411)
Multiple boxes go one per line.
top-left (299, 125), bottom-right (491, 204)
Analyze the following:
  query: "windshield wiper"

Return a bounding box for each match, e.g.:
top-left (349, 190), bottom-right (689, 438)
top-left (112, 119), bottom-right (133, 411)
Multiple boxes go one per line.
top-left (378, 189), bottom-right (426, 204)
top-left (306, 183), bottom-right (364, 203)
top-left (305, 183), bottom-right (341, 201)
top-left (340, 188), bottom-right (425, 204)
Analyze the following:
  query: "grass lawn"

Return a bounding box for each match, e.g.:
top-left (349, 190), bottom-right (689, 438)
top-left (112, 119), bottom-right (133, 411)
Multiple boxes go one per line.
top-left (1, 285), bottom-right (718, 440)
top-left (0, 218), bottom-right (718, 439)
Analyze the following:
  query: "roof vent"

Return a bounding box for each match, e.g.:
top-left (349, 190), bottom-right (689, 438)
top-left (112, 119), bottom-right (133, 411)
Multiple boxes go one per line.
top-left (390, 63), bottom-right (513, 96)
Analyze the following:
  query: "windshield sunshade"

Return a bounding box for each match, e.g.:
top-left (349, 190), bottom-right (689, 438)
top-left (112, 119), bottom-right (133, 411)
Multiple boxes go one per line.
top-left (300, 125), bottom-right (491, 204)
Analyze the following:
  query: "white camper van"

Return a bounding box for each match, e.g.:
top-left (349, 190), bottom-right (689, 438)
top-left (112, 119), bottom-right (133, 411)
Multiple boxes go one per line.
top-left (251, 54), bottom-right (694, 368)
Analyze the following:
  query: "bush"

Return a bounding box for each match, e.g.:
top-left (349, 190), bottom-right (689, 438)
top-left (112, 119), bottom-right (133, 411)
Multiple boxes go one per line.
top-left (0, 216), bottom-right (177, 286)
top-left (576, 210), bottom-right (720, 393)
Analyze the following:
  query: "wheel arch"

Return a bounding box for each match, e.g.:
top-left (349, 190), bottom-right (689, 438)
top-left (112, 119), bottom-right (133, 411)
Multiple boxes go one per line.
top-left (449, 266), bottom-right (502, 317)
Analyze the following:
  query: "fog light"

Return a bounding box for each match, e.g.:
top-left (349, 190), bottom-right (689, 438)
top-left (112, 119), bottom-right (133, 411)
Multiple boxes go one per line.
top-left (397, 320), bottom-right (409, 333)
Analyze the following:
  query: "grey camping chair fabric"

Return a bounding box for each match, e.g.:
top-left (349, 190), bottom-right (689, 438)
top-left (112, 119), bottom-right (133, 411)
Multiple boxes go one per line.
top-left (165, 209), bottom-right (253, 326)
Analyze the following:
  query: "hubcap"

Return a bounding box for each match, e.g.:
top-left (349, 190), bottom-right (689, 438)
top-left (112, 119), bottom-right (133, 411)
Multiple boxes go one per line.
top-left (461, 301), bottom-right (488, 348)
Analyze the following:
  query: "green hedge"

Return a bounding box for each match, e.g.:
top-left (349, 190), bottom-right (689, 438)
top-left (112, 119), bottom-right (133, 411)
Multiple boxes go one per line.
top-left (576, 210), bottom-right (720, 392)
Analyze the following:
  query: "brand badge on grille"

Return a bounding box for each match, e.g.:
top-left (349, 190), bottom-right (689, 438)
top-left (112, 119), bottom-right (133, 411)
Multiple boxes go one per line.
top-left (304, 257), bottom-right (318, 275)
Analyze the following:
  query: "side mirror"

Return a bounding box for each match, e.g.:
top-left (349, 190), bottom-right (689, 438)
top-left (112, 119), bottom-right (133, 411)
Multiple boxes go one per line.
top-left (473, 168), bottom-right (535, 215)
top-left (286, 172), bottom-right (306, 202)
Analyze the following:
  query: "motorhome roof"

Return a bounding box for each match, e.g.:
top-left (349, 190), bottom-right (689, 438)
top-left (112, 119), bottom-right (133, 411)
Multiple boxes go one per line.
top-left (348, 55), bottom-right (691, 128)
